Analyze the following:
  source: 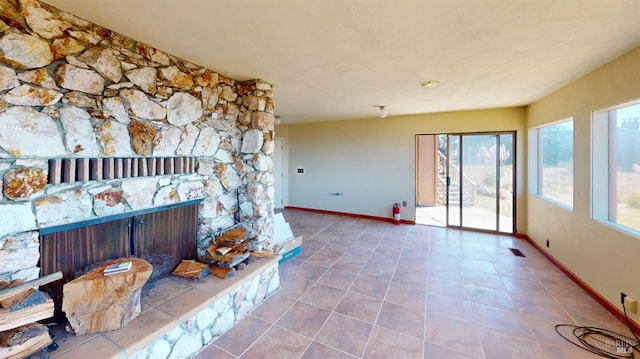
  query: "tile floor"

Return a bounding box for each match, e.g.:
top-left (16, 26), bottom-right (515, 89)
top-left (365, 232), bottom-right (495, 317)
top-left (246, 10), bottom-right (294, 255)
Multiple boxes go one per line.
top-left (195, 209), bottom-right (638, 359)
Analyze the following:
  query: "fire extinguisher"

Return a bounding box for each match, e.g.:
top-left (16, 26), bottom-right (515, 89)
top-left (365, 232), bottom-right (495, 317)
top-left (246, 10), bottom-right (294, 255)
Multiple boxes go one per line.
top-left (393, 203), bottom-right (401, 225)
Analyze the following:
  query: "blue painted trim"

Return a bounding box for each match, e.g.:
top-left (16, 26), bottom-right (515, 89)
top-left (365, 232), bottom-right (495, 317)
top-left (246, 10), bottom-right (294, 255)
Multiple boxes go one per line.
top-left (278, 245), bottom-right (302, 264)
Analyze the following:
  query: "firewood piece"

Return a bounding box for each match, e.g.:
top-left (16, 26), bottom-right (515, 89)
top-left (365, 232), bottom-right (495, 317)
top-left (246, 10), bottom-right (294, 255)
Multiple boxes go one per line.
top-left (232, 242), bottom-right (248, 252)
top-left (206, 246), bottom-right (250, 266)
top-left (215, 254), bottom-right (251, 268)
top-left (0, 288), bottom-right (33, 310)
top-left (214, 236), bottom-right (243, 247)
top-left (0, 324), bottom-right (52, 359)
top-left (250, 251), bottom-right (276, 258)
top-left (5, 290), bottom-right (48, 313)
top-left (0, 280), bottom-right (9, 290)
top-left (0, 288), bottom-right (34, 311)
top-left (206, 245), bottom-right (218, 257)
top-left (3, 280), bottom-right (23, 289)
top-left (215, 247), bottom-right (232, 255)
top-left (214, 227), bottom-right (247, 246)
top-left (209, 265), bottom-right (236, 279)
top-left (0, 293), bottom-right (54, 332)
top-left (235, 262), bottom-right (246, 271)
top-left (172, 260), bottom-right (209, 280)
top-left (224, 227), bottom-right (246, 239)
top-left (0, 272), bottom-right (62, 302)
top-left (62, 258), bottom-right (152, 335)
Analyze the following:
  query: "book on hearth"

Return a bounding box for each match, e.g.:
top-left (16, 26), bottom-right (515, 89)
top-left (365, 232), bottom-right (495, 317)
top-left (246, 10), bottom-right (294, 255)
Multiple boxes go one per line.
top-left (104, 261), bottom-right (132, 275)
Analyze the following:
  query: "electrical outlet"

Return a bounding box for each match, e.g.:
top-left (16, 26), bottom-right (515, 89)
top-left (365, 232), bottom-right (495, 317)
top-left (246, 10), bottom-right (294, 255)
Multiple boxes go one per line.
top-left (402, 201), bottom-right (407, 207)
top-left (625, 295), bottom-right (638, 313)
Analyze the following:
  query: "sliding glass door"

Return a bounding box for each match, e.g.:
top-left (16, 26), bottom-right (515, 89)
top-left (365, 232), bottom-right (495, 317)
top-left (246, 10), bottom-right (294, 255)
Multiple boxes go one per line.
top-left (446, 132), bottom-right (515, 234)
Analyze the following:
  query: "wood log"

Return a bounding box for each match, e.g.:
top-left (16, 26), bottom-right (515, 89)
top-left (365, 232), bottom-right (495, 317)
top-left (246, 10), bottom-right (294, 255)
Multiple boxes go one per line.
top-left (62, 258), bottom-right (152, 335)
top-left (0, 294), bottom-right (54, 332)
top-left (0, 272), bottom-right (62, 302)
top-left (214, 227), bottom-right (247, 247)
top-left (215, 247), bottom-right (233, 255)
top-left (233, 242), bottom-right (248, 252)
top-left (0, 288), bottom-right (33, 310)
top-left (215, 253), bottom-right (250, 268)
top-left (2, 280), bottom-right (23, 289)
top-left (206, 246), bottom-right (250, 266)
top-left (214, 236), bottom-right (243, 247)
top-left (209, 265), bottom-right (236, 279)
top-left (250, 251), bottom-right (277, 258)
top-left (224, 227), bottom-right (246, 239)
top-left (172, 260), bottom-right (209, 280)
top-left (0, 324), bottom-right (52, 359)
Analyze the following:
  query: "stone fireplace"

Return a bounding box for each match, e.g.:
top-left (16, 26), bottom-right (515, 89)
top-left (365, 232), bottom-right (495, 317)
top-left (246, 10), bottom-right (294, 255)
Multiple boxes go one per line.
top-left (0, 4), bottom-right (281, 351)
top-left (0, 0), bottom-right (277, 284)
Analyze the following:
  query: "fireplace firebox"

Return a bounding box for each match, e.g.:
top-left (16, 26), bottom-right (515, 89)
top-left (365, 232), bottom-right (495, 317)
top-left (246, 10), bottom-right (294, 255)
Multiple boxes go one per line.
top-left (39, 200), bottom-right (201, 318)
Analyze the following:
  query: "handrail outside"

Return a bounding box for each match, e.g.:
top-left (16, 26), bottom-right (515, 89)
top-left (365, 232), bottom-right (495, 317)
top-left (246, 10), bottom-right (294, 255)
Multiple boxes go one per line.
top-left (436, 150), bottom-right (477, 206)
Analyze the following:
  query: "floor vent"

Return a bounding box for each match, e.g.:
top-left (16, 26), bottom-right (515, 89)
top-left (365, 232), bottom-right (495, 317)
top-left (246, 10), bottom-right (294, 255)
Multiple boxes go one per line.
top-left (509, 248), bottom-right (526, 257)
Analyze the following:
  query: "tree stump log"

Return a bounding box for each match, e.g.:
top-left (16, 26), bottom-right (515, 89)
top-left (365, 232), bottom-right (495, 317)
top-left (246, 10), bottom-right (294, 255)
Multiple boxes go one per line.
top-left (62, 258), bottom-right (152, 335)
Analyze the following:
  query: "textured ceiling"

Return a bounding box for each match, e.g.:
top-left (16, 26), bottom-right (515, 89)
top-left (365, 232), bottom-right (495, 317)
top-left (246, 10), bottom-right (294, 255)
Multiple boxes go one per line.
top-left (41, 0), bottom-right (640, 124)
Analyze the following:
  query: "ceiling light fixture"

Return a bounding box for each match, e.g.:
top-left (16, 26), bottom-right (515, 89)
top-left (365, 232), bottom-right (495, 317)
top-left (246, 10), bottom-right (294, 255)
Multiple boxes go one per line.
top-left (378, 106), bottom-right (387, 118)
top-left (275, 116), bottom-right (281, 125)
top-left (421, 80), bottom-right (440, 88)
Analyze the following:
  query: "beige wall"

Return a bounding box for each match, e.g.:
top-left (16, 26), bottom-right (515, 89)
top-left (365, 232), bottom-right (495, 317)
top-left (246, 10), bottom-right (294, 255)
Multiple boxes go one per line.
top-left (527, 45), bottom-right (640, 321)
top-left (276, 107), bottom-right (527, 231)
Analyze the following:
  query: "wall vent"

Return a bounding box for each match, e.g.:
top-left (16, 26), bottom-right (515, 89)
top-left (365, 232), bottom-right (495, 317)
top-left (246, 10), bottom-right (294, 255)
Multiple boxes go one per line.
top-left (509, 248), bottom-right (526, 257)
top-left (48, 157), bottom-right (197, 184)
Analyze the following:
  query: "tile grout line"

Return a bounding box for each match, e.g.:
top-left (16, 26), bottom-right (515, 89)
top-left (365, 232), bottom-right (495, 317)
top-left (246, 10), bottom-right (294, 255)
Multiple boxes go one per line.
top-left (427, 227), bottom-right (491, 359)
top-left (422, 225), bottom-right (431, 358)
top-left (237, 216), bottom-right (365, 358)
top-left (298, 225), bottom-right (380, 358)
top-left (359, 225), bottom-right (406, 358)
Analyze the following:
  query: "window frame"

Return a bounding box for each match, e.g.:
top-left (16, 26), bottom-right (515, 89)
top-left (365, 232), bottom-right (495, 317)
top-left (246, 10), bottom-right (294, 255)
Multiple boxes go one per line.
top-left (528, 118), bottom-right (574, 211)
top-left (591, 99), bottom-right (640, 237)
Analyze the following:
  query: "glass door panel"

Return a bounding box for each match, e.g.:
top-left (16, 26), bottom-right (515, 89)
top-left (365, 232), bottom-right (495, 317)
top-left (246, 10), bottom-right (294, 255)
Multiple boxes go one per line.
top-left (461, 135), bottom-right (498, 231)
top-left (445, 132), bottom-right (515, 234)
top-left (446, 135), bottom-right (461, 227)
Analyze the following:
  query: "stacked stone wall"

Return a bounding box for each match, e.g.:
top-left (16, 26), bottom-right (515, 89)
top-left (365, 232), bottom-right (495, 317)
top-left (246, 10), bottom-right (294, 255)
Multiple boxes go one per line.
top-left (0, 0), bottom-right (276, 282)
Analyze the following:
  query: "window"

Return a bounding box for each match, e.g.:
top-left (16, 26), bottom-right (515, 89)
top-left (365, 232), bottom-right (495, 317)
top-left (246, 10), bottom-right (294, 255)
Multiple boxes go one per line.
top-left (592, 101), bottom-right (640, 234)
top-left (529, 119), bottom-right (574, 208)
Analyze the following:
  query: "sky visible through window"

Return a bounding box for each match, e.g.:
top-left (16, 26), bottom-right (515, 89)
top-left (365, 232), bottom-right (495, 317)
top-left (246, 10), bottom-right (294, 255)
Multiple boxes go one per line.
top-left (616, 103), bottom-right (640, 124)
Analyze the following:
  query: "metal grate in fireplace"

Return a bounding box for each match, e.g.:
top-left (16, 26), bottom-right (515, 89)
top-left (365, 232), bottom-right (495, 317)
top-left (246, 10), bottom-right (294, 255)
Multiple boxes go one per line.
top-left (48, 156), bottom-right (198, 184)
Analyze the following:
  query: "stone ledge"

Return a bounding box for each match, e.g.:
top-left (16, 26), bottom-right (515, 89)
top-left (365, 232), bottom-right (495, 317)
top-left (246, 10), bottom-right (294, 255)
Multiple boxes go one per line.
top-left (41, 257), bottom-right (280, 358)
